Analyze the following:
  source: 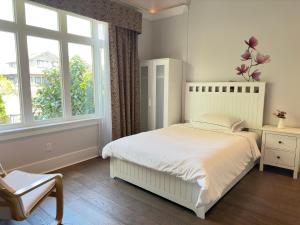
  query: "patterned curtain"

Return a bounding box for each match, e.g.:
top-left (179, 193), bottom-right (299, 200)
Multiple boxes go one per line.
top-left (29, 0), bottom-right (142, 33)
top-left (109, 25), bottom-right (140, 140)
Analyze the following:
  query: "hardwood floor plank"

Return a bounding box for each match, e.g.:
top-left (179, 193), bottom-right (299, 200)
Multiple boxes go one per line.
top-left (66, 198), bottom-right (125, 225)
top-left (0, 220), bottom-right (31, 225)
top-left (68, 172), bottom-right (191, 225)
top-left (39, 198), bottom-right (94, 225)
top-left (3, 158), bottom-right (300, 225)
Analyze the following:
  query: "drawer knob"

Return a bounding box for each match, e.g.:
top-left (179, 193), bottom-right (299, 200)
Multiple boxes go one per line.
top-left (277, 156), bottom-right (281, 159)
top-left (278, 141), bottom-right (283, 144)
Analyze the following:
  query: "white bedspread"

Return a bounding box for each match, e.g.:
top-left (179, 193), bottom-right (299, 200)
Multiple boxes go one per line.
top-left (102, 124), bottom-right (260, 207)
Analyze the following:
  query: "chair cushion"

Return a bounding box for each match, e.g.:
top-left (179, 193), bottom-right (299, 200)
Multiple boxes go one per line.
top-left (2, 171), bottom-right (59, 215)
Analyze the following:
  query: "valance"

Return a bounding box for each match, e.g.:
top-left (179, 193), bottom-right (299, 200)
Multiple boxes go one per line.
top-left (29, 0), bottom-right (142, 33)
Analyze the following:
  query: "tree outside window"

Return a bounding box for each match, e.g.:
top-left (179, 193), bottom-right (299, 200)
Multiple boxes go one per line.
top-left (32, 55), bottom-right (94, 120)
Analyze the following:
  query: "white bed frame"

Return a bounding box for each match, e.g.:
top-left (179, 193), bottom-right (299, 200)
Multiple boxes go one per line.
top-left (110, 82), bottom-right (266, 219)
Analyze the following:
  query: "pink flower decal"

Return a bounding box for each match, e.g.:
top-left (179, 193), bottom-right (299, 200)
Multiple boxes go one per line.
top-left (245, 36), bottom-right (258, 49)
top-left (235, 36), bottom-right (270, 81)
top-left (250, 69), bottom-right (261, 81)
top-left (255, 53), bottom-right (271, 64)
top-left (241, 50), bottom-right (252, 61)
top-left (236, 64), bottom-right (249, 75)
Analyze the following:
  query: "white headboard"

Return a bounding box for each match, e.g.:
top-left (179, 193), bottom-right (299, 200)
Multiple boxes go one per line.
top-left (185, 82), bottom-right (266, 129)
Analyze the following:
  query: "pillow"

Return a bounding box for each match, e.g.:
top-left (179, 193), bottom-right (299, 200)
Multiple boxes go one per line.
top-left (198, 113), bottom-right (242, 129)
top-left (232, 120), bottom-right (245, 132)
top-left (190, 121), bottom-right (232, 132)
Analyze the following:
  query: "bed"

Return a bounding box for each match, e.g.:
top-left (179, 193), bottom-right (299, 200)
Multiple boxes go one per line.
top-left (103, 82), bottom-right (266, 219)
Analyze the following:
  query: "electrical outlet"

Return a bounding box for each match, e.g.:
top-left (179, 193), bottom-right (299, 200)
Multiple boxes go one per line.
top-left (46, 142), bottom-right (53, 153)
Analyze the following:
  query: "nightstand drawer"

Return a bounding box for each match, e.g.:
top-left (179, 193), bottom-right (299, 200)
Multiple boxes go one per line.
top-left (265, 133), bottom-right (297, 151)
top-left (264, 149), bottom-right (295, 167)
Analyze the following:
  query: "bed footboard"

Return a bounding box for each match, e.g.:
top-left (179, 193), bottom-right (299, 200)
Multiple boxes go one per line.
top-left (110, 157), bottom-right (206, 218)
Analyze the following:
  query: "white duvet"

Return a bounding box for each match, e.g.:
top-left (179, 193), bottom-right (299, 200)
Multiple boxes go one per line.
top-left (102, 124), bottom-right (260, 207)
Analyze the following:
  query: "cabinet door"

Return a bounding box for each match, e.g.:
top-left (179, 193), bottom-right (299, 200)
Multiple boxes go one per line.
top-left (140, 63), bottom-right (150, 132)
top-left (153, 60), bottom-right (168, 129)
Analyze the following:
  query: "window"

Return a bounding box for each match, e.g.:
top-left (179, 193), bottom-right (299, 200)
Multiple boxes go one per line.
top-left (67, 15), bottom-right (91, 37)
top-left (0, 0), bottom-right (14, 22)
top-left (98, 23), bottom-right (105, 40)
top-left (0, 0), bottom-right (108, 131)
top-left (68, 43), bottom-right (95, 116)
top-left (0, 31), bottom-right (21, 125)
top-left (25, 3), bottom-right (58, 31)
top-left (27, 36), bottom-right (62, 121)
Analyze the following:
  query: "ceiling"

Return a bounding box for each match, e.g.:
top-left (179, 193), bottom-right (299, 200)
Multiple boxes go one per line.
top-left (117, 0), bottom-right (189, 13)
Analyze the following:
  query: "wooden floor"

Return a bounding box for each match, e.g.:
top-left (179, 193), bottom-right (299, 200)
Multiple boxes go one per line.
top-left (1, 158), bottom-right (300, 225)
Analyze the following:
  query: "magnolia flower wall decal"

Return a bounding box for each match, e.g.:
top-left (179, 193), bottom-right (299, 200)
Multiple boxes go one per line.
top-left (235, 36), bottom-right (271, 81)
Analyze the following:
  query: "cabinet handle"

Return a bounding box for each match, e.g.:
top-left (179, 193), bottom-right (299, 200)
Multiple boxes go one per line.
top-left (278, 141), bottom-right (283, 144)
top-left (277, 156), bottom-right (281, 159)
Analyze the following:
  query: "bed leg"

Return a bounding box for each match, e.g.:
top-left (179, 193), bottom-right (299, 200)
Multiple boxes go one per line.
top-left (194, 207), bottom-right (205, 219)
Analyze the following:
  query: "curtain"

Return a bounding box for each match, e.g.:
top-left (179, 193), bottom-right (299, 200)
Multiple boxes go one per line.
top-left (98, 23), bottom-right (112, 149)
top-left (109, 25), bottom-right (140, 140)
top-left (30, 0), bottom-right (142, 33)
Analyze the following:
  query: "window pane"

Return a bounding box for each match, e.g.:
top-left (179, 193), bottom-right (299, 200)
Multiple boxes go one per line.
top-left (27, 36), bottom-right (62, 121)
top-left (25, 3), bottom-right (58, 31)
top-left (0, 0), bottom-right (14, 22)
top-left (0, 31), bottom-right (21, 125)
top-left (67, 15), bottom-right (91, 37)
top-left (98, 23), bottom-right (106, 40)
top-left (68, 43), bottom-right (95, 116)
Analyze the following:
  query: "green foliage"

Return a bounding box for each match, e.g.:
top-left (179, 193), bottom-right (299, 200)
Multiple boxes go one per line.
top-left (32, 68), bottom-right (63, 120)
top-left (0, 75), bottom-right (13, 124)
top-left (0, 95), bottom-right (8, 124)
top-left (70, 55), bottom-right (95, 116)
top-left (32, 55), bottom-right (95, 120)
top-left (0, 75), bottom-right (13, 95)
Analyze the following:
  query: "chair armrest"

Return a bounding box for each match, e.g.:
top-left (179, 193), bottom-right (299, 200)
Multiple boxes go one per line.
top-left (14, 174), bottom-right (62, 197)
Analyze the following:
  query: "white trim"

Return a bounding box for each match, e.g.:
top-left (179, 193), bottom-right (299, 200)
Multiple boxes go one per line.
top-left (0, 118), bottom-right (100, 142)
top-left (9, 146), bottom-right (99, 173)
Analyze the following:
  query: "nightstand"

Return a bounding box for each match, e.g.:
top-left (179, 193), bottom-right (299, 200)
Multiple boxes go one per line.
top-left (260, 125), bottom-right (300, 179)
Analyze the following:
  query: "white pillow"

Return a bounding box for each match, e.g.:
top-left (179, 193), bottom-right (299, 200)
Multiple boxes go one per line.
top-left (232, 120), bottom-right (245, 132)
top-left (190, 122), bottom-right (232, 132)
top-left (197, 113), bottom-right (242, 129)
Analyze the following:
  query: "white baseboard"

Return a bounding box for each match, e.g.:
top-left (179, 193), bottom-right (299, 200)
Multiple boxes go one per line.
top-left (11, 146), bottom-right (100, 174)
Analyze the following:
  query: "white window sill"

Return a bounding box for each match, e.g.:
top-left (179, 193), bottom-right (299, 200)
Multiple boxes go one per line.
top-left (0, 118), bottom-right (101, 142)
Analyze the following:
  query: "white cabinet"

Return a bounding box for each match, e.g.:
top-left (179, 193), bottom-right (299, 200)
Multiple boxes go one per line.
top-left (260, 125), bottom-right (300, 179)
top-left (140, 58), bottom-right (182, 131)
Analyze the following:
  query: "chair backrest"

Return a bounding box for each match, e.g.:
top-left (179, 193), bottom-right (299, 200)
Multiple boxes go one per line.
top-left (0, 178), bottom-right (16, 193)
top-left (0, 168), bottom-right (21, 221)
top-left (0, 164), bottom-right (15, 194)
top-left (0, 163), bottom-right (7, 177)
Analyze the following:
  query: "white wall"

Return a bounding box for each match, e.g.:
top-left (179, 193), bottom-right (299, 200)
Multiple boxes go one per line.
top-left (0, 124), bottom-right (99, 172)
top-left (140, 0), bottom-right (300, 127)
top-left (188, 0), bottom-right (300, 127)
top-left (151, 14), bottom-right (188, 60)
top-left (138, 19), bottom-right (153, 60)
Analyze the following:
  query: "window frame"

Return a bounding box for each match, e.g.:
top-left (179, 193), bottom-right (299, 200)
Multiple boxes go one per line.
top-left (0, 0), bottom-right (108, 132)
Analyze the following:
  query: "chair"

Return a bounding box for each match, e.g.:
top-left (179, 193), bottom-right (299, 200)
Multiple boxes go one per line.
top-left (0, 163), bottom-right (63, 225)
